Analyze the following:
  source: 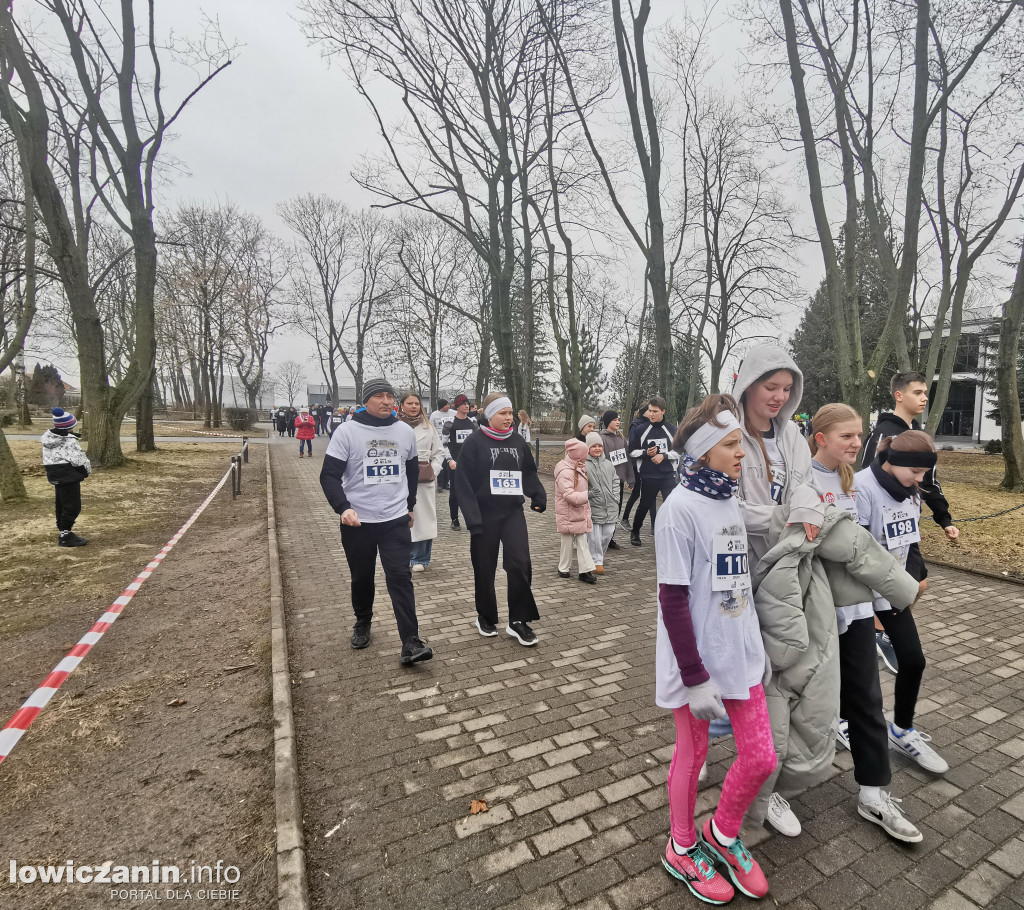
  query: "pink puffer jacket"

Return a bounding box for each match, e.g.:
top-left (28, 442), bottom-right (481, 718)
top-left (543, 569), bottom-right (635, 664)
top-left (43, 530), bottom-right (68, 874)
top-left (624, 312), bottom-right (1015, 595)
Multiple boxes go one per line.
top-left (554, 439), bottom-right (592, 535)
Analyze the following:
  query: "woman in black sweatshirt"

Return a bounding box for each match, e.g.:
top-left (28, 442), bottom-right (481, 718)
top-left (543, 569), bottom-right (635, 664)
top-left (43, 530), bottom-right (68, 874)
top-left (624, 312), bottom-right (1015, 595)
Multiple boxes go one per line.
top-left (455, 392), bottom-right (547, 646)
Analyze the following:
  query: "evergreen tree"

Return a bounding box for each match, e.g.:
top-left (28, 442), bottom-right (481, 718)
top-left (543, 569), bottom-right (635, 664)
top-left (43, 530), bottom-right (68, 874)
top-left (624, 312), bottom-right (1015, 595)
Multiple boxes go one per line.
top-left (28, 363), bottom-right (64, 408)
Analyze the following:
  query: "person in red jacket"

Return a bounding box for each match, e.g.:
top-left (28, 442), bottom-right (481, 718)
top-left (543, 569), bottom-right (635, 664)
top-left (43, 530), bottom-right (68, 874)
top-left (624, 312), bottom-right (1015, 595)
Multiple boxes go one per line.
top-left (295, 408), bottom-right (316, 457)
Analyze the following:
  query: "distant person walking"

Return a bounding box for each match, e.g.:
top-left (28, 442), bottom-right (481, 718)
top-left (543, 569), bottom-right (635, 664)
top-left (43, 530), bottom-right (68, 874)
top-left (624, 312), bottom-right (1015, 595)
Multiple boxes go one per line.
top-left (295, 408), bottom-right (316, 457)
top-left (442, 394), bottom-right (477, 529)
top-left (319, 378), bottom-right (433, 665)
top-left (42, 408), bottom-right (91, 547)
top-left (398, 392), bottom-right (444, 572)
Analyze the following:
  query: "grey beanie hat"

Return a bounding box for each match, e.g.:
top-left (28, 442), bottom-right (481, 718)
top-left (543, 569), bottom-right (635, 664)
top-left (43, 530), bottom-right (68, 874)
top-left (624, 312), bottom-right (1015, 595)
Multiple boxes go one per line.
top-left (361, 377), bottom-right (396, 403)
top-left (577, 414), bottom-right (596, 431)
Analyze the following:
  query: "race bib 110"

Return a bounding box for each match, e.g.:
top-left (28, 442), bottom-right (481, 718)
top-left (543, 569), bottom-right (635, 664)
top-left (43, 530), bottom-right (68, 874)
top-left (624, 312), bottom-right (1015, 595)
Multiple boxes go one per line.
top-left (712, 531), bottom-right (749, 592)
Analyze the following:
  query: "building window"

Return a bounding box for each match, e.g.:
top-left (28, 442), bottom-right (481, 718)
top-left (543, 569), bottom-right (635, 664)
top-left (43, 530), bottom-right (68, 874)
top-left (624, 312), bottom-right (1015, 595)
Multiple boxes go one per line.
top-left (953, 334), bottom-right (980, 372)
top-left (933, 379), bottom-right (976, 437)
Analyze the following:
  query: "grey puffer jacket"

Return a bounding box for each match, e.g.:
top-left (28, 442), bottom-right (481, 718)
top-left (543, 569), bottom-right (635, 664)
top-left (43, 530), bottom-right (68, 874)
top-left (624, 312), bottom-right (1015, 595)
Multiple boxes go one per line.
top-left (746, 505), bottom-right (919, 820)
top-left (586, 453), bottom-right (618, 524)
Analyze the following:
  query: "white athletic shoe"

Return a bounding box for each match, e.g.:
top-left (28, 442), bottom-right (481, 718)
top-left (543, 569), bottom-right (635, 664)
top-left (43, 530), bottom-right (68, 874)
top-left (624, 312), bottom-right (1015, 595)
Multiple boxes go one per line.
top-left (888, 725), bottom-right (949, 774)
top-left (835, 718), bottom-right (850, 751)
top-left (411, 564), bottom-right (425, 573)
top-left (857, 792), bottom-right (922, 843)
top-left (698, 761), bottom-right (708, 784)
top-left (766, 792), bottom-right (801, 837)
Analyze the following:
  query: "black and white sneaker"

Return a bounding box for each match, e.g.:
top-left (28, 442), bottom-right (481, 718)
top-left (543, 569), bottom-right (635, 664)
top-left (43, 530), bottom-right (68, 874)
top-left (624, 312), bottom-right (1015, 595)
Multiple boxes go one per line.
top-left (350, 622), bottom-right (372, 650)
top-left (876, 632), bottom-right (898, 674)
top-left (619, 517), bottom-right (631, 532)
top-left (58, 531), bottom-right (88, 547)
top-left (476, 617), bottom-right (498, 637)
top-left (451, 519), bottom-right (461, 530)
top-left (506, 621), bottom-right (538, 646)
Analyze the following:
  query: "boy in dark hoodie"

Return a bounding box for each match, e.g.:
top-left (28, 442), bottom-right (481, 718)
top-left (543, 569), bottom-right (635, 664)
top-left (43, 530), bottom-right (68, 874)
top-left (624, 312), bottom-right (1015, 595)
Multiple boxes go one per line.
top-left (41, 408), bottom-right (91, 547)
top-left (861, 371), bottom-right (959, 672)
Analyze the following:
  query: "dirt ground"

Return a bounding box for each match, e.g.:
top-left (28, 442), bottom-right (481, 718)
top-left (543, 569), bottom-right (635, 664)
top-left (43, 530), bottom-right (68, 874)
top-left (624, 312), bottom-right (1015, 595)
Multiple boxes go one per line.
top-left (0, 440), bottom-right (275, 909)
top-left (539, 443), bottom-right (1024, 579)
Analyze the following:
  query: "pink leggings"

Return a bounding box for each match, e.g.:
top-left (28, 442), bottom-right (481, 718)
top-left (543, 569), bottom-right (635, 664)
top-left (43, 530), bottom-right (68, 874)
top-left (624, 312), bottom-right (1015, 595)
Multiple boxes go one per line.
top-left (667, 685), bottom-right (777, 846)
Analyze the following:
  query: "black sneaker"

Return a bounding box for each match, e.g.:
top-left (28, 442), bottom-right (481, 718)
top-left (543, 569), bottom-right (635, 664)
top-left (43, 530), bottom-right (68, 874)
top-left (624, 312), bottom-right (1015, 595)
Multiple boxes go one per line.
top-left (557, 570), bottom-right (571, 578)
top-left (608, 539), bottom-right (622, 550)
top-left (58, 532), bottom-right (88, 547)
top-left (506, 621), bottom-right (538, 647)
top-left (476, 617), bottom-right (498, 637)
top-left (350, 622), bottom-right (372, 650)
top-left (578, 571), bottom-right (597, 584)
top-left (877, 632), bottom-right (899, 674)
top-left (400, 637), bottom-right (434, 665)
top-left (451, 519), bottom-right (461, 530)
top-left (630, 531), bottom-right (642, 547)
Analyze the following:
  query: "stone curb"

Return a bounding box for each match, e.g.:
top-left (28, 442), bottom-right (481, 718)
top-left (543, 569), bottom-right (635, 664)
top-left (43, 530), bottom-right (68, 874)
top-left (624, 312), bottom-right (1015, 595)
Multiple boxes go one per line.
top-left (927, 556), bottom-right (1024, 587)
top-left (266, 445), bottom-right (310, 910)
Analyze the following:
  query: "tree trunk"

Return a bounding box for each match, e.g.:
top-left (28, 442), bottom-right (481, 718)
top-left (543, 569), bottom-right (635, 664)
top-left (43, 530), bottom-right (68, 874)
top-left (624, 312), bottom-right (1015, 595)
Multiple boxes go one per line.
top-left (136, 374), bottom-right (156, 452)
top-left (0, 427), bottom-right (27, 501)
top-left (998, 243), bottom-right (1024, 491)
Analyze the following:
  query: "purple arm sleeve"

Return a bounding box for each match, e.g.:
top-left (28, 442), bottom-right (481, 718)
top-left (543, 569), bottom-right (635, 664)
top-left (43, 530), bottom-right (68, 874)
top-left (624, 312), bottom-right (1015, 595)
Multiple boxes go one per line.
top-left (659, 583), bottom-right (710, 688)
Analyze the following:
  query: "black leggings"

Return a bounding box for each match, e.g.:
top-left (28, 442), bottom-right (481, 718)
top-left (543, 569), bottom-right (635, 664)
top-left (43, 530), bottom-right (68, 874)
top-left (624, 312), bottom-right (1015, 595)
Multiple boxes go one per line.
top-left (632, 475), bottom-right (676, 533)
top-left (839, 617), bottom-right (891, 787)
top-left (622, 476), bottom-right (642, 523)
top-left (876, 608), bottom-right (926, 730)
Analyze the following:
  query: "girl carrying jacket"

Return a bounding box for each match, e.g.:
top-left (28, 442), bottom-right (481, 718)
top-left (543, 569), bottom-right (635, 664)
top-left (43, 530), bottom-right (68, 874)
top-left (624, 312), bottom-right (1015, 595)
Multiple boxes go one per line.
top-left (656, 393), bottom-right (774, 905)
top-left (554, 438), bottom-right (597, 583)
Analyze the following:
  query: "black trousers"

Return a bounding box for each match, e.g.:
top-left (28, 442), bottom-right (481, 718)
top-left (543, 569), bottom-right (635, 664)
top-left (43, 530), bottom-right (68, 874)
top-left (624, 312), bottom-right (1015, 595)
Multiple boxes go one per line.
top-left (839, 617), bottom-right (891, 787)
top-left (470, 508), bottom-right (539, 625)
top-left (54, 482), bottom-right (82, 532)
top-left (339, 516), bottom-right (419, 644)
top-left (449, 467), bottom-right (461, 521)
top-left (438, 461), bottom-right (450, 490)
top-left (632, 474), bottom-right (676, 533)
top-left (622, 476), bottom-right (641, 522)
top-left (876, 607), bottom-right (926, 730)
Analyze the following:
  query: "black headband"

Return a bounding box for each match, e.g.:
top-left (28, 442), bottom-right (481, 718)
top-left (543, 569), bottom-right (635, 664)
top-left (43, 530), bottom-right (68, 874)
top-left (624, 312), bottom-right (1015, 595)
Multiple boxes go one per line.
top-left (881, 448), bottom-right (937, 469)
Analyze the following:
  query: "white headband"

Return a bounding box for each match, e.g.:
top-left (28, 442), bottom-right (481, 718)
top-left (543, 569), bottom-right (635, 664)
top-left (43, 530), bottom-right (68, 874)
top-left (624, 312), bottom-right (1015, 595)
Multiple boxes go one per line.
top-left (484, 396), bottom-right (513, 420)
top-left (683, 411), bottom-right (742, 458)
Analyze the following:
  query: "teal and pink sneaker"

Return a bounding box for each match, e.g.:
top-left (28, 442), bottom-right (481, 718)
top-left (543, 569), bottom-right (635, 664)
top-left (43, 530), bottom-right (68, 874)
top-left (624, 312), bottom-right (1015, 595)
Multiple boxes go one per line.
top-left (662, 839), bottom-right (735, 905)
top-left (700, 818), bottom-right (769, 899)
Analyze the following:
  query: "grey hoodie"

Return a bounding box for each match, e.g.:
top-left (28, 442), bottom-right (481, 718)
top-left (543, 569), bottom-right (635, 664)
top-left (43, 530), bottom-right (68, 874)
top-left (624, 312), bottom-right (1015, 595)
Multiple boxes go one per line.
top-left (732, 344), bottom-right (824, 567)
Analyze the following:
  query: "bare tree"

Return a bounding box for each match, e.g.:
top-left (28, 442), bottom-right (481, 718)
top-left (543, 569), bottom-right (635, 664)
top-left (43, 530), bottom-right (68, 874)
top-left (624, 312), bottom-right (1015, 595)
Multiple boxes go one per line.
top-left (275, 360), bottom-right (305, 407)
top-left (768, 0), bottom-right (1023, 423)
top-left (0, 0), bottom-right (232, 465)
top-left (997, 241), bottom-right (1024, 491)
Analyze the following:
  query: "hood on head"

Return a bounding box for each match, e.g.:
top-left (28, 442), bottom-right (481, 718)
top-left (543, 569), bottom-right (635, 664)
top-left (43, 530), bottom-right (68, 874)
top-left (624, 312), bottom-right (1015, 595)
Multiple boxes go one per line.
top-left (732, 344), bottom-right (804, 425)
top-left (564, 438), bottom-right (589, 461)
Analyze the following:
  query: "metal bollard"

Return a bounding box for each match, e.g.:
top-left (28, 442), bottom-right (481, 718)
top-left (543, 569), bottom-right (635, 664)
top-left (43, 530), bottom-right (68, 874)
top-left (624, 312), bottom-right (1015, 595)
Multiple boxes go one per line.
top-left (242, 436), bottom-right (249, 463)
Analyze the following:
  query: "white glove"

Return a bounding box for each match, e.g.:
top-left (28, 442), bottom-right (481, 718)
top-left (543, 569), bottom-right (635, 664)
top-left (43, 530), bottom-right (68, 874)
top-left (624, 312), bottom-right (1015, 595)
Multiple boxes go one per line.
top-left (687, 681), bottom-right (726, 721)
top-left (762, 653), bottom-right (773, 688)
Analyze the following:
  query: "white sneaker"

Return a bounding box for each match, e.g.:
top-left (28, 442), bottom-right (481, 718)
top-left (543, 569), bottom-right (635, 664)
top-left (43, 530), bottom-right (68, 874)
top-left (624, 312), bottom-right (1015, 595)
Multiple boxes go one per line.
top-left (766, 792), bottom-right (801, 837)
top-left (411, 564), bottom-right (425, 573)
top-left (835, 719), bottom-right (850, 751)
top-left (888, 725), bottom-right (949, 773)
top-left (857, 792), bottom-right (922, 843)
top-left (698, 761), bottom-right (708, 784)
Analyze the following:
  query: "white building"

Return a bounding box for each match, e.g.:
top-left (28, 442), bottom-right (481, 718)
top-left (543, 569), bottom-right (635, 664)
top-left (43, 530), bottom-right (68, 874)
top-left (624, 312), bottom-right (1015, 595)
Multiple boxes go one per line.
top-left (919, 317), bottom-right (1009, 445)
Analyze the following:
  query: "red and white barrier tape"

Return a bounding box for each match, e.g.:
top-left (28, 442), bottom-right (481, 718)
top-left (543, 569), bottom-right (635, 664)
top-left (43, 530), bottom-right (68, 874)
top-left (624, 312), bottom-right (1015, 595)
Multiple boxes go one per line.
top-left (0, 461), bottom-right (237, 765)
top-left (159, 424), bottom-right (247, 439)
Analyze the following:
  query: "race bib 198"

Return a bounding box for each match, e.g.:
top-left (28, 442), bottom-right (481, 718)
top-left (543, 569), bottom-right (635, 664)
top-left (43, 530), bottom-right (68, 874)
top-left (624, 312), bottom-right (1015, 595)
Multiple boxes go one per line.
top-left (364, 457), bottom-right (401, 484)
top-left (489, 470), bottom-right (523, 495)
top-left (712, 532), bottom-right (749, 592)
top-left (882, 504), bottom-right (920, 548)
top-left (608, 448), bottom-right (627, 466)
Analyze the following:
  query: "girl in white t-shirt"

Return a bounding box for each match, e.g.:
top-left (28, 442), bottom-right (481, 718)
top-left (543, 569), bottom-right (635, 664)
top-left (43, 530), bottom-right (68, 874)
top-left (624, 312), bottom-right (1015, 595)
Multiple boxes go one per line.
top-left (656, 394), bottom-right (774, 905)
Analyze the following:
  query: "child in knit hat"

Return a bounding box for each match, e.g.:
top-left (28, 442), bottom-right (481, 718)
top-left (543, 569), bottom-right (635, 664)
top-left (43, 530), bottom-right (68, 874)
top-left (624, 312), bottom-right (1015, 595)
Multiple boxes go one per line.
top-left (41, 407), bottom-right (91, 547)
top-left (585, 432), bottom-right (618, 574)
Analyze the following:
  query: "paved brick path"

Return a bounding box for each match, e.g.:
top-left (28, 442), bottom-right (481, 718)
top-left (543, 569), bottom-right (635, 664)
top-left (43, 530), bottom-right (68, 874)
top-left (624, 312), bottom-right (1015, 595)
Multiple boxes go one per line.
top-left (270, 434), bottom-right (1024, 910)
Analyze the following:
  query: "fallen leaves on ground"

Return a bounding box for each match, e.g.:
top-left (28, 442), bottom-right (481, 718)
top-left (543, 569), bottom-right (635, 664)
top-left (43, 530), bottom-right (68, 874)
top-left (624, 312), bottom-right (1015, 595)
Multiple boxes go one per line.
top-left (469, 799), bottom-right (487, 815)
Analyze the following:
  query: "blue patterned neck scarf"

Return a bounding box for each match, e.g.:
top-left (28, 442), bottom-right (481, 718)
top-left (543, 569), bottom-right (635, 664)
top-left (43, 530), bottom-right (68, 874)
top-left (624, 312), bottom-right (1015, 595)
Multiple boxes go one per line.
top-left (679, 455), bottom-right (738, 500)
